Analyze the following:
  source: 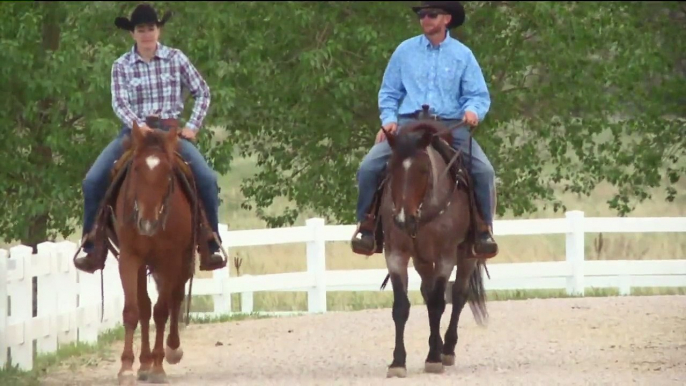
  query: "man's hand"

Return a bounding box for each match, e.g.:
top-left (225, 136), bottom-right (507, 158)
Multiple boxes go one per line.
top-left (375, 122), bottom-right (398, 144)
top-left (464, 111), bottom-right (479, 126)
top-left (180, 127), bottom-right (197, 140)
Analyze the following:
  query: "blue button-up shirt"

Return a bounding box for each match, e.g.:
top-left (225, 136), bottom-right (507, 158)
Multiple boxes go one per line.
top-left (378, 31), bottom-right (491, 126)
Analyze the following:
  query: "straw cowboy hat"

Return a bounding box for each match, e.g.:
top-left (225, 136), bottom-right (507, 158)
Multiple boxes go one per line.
top-left (411, 1), bottom-right (466, 30)
top-left (114, 3), bottom-right (173, 31)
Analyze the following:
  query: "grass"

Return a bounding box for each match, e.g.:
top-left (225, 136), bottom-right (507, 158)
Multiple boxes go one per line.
top-left (206, 128), bottom-right (686, 313)
top-left (2, 125), bottom-right (685, 313)
top-left (0, 327), bottom-right (124, 386)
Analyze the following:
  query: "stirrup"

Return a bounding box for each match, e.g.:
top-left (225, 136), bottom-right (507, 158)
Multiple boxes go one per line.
top-left (210, 232), bottom-right (229, 265)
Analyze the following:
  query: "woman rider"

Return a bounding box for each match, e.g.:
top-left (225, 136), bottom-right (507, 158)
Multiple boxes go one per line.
top-left (73, 3), bottom-right (226, 273)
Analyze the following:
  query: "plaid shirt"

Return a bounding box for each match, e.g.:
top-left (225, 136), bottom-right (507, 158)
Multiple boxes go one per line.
top-left (110, 43), bottom-right (210, 131)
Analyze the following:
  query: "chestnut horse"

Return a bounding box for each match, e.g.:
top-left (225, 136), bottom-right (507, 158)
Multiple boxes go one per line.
top-left (114, 122), bottom-right (196, 385)
top-left (378, 120), bottom-right (488, 378)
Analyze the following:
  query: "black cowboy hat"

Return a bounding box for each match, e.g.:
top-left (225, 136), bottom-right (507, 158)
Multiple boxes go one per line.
top-left (114, 3), bottom-right (173, 31)
top-left (411, 1), bottom-right (465, 30)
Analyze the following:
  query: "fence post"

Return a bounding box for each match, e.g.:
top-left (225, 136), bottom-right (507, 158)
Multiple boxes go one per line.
top-left (212, 223), bottom-right (231, 315)
top-left (0, 248), bottom-right (8, 367)
top-left (56, 242), bottom-right (78, 345)
top-left (36, 242), bottom-right (58, 354)
top-left (7, 245), bottom-right (34, 370)
top-left (306, 218), bottom-right (327, 313)
top-left (239, 275), bottom-right (254, 314)
top-left (565, 210), bottom-right (585, 296)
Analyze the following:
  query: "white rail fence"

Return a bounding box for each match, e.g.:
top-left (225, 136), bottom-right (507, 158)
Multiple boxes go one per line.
top-left (2, 210), bottom-right (686, 371)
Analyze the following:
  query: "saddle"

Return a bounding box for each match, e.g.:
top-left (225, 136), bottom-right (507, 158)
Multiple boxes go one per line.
top-left (87, 118), bottom-right (214, 264)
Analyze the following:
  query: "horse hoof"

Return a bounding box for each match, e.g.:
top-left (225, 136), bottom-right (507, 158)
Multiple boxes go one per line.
top-left (165, 346), bottom-right (184, 364)
top-left (118, 370), bottom-right (137, 386)
top-left (137, 369), bottom-right (149, 381)
top-left (441, 354), bottom-right (456, 366)
top-left (386, 366), bottom-right (407, 378)
top-left (147, 371), bottom-right (168, 384)
top-left (424, 361), bottom-right (444, 374)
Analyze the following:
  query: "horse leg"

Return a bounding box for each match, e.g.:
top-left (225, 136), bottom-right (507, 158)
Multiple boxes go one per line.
top-left (420, 259), bottom-right (452, 374)
top-left (442, 252), bottom-right (484, 366)
top-left (117, 256), bottom-right (142, 386)
top-left (164, 282), bottom-right (185, 365)
top-left (386, 252), bottom-right (411, 378)
top-left (136, 267), bottom-right (153, 381)
top-left (149, 280), bottom-right (172, 383)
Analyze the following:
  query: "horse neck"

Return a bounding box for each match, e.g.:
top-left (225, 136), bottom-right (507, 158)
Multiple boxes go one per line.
top-left (424, 146), bottom-right (452, 206)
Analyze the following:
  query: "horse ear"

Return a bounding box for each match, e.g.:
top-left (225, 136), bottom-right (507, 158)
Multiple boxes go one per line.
top-left (167, 125), bottom-right (179, 153)
top-left (417, 129), bottom-right (434, 149)
top-left (381, 126), bottom-right (396, 148)
top-left (132, 121), bottom-right (145, 146)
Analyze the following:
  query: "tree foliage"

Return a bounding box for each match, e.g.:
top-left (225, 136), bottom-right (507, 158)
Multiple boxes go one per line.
top-left (0, 1), bottom-right (684, 248)
top-left (208, 1), bottom-right (686, 225)
top-left (0, 1), bottom-right (236, 248)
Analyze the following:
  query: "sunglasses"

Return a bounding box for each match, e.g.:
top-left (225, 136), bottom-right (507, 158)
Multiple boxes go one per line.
top-left (417, 9), bottom-right (448, 19)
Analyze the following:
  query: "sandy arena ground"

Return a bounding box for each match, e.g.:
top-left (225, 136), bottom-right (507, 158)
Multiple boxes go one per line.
top-left (41, 295), bottom-right (686, 386)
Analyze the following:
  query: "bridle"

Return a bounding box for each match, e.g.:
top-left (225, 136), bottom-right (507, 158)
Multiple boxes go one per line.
top-left (123, 154), bottom-right (177, 231)
top-left (387, 145), bottom-right (463, 239)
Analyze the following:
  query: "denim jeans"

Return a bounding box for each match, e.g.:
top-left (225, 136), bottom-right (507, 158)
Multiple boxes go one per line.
top-left (81, 126), bottom-right (220, 252)
top-left (355, 118), bottom-right (496, 226)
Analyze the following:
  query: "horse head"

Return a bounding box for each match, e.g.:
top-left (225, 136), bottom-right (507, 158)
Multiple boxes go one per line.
top-left (381, 121), bottom-right (450, 237)
top-left (122, 120), bottom-right (179, 236)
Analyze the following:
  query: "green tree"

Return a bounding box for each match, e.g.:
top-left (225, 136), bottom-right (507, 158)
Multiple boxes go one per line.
top-left (0, 1), bottom-right (234, 250)
top-left (216, 1), bottom-right (685, 226)
top-left (0, 2), bottom-right (120, 251)
top-left (1, 1), bottom-right (684, 251)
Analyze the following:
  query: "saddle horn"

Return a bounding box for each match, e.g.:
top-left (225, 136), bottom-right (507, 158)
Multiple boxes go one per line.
top-left (420, 104), bottom-right (431, 120)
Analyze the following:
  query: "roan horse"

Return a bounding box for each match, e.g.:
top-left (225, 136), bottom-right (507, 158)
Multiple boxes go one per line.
top-left (111, 121), bottom-right (203, 385)
top-left (378, 118), bottom-right (489, 378)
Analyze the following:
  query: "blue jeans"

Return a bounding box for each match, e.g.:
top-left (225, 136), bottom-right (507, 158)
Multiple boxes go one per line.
top-left (355, 118), bottom-right (496, 226)
top-left (81, 126), bottom-right (221, 252)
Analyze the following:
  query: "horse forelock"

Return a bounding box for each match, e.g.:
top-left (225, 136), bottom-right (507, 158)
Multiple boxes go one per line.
top-left (123, 130), bottom-right (177, 160)
top-left (389, 132), bottom-right (449, 208)
top-left (393, 131), bottom-right (424, 161)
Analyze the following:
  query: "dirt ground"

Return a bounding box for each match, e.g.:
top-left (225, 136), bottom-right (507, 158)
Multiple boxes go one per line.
top-left (41, 295), bottom-right (686, 386)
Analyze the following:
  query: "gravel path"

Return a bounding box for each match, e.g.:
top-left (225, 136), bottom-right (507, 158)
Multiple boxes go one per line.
top-left (41, 295), bottom-right (686, 386)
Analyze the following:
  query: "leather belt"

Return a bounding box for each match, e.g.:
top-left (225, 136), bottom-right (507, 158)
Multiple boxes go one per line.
top-left (146, 116), bottom-right (180, 130)
top-left (399, 111), bottom-right (446, 121)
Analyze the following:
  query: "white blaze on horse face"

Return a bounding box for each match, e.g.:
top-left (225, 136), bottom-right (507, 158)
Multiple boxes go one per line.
top-left (400, 158), bottom-right (413, 217)
top-left (397, 208), bottom-right (405, 223)
top-left (146, 155), bottom-right (161, 170)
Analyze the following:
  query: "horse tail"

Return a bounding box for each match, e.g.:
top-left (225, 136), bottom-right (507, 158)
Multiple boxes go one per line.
top-left (467, 258), bottom-right (489, 327)
top-left (380, 273), bottom-right (391, 290)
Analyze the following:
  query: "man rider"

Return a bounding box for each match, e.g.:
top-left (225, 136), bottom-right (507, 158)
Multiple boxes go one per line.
top-left (351, 1), bottom-right (498, 257)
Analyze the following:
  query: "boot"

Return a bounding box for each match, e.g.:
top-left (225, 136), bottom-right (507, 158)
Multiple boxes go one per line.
top-left (198, 233), bottom-right (227, 271)
top-left (473, 228), bottom-right (498, 258)
top-left (73, 234), bottom-right (106, 274)
top-left (351, 215), bottom-right (377, 256)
